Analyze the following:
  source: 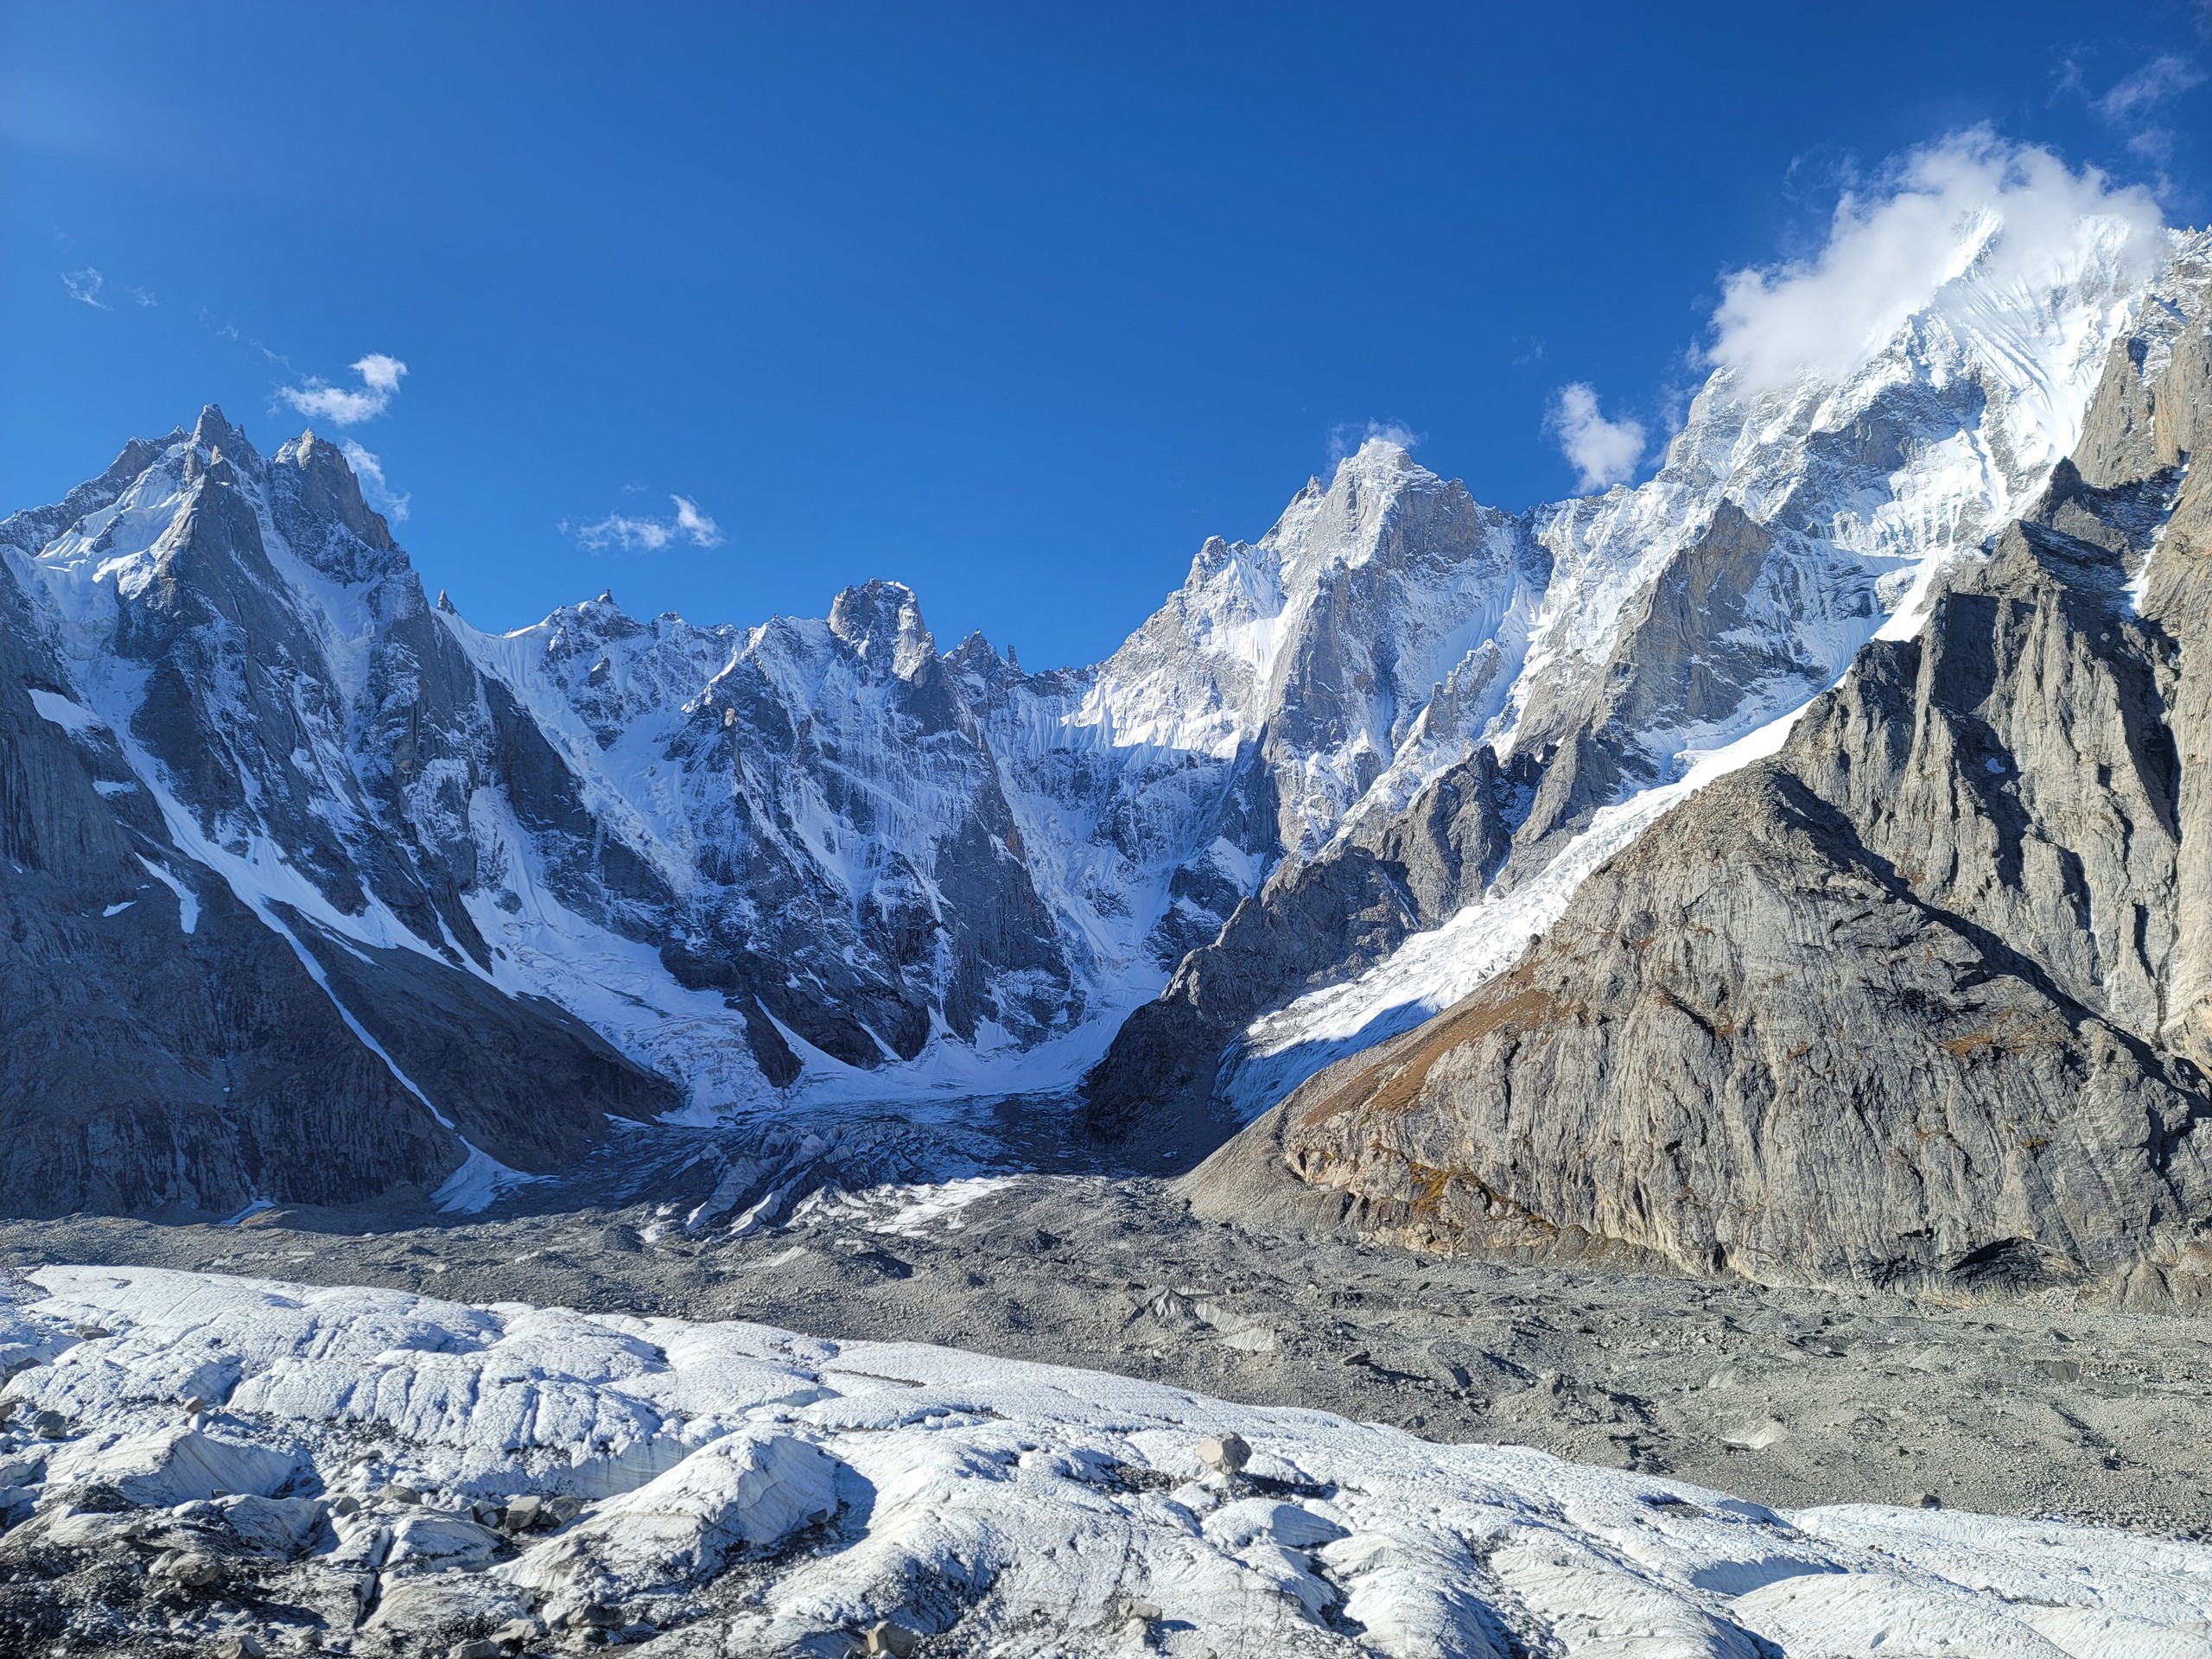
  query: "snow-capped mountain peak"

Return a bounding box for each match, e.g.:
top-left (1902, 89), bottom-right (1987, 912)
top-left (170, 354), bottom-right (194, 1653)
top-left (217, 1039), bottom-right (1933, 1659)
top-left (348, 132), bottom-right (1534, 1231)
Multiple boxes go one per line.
top-left (827, 578), bottom-right (938, 682)
top-left (4, 224), bottom-right (2204, 1212)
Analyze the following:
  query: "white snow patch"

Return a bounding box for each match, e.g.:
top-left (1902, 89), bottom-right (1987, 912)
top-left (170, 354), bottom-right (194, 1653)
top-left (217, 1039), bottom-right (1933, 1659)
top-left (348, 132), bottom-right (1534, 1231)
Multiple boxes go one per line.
top-left (838, 1177), bottom-right (1020, 1236)
top-left (431, 1140), bottom-right (550, 1216)
top-left (25, 687), bottom-right (103, 734)
top-left (135, 855), bottom-right (200, 933)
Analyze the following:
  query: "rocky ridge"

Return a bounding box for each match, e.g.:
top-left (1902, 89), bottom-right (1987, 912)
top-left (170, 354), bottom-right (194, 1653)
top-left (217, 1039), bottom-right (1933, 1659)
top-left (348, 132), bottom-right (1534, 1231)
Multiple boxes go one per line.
top-left (1192, 237), bottom-right (2212, 1303)
top-left (2, 215), bottom-right (2202, 1219)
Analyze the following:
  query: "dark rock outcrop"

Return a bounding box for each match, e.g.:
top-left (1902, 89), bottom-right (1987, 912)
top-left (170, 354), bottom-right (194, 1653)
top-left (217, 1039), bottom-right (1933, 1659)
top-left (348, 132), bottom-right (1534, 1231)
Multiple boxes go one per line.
top-left (0, 414), bottom-right (676, 1216)
top-left (1079, 746), bottom-right (1535, 1141)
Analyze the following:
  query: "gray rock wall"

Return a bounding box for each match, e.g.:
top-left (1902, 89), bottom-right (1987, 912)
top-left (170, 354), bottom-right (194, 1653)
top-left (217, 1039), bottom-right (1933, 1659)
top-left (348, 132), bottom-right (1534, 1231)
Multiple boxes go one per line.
top-left (1193, 296), bottom-right (2212, 1303)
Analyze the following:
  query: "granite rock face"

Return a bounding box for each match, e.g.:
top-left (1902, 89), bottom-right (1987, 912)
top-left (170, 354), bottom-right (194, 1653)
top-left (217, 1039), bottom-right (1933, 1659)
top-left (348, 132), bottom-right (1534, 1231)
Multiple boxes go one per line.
top-left (1198, 276), bottom-right (2212, 1301)
top-left (1087, 229), bottom-right (2209, 1150)
top-left (0, 413), bottom-right (679, 1215)
top-left (1079, 745), bottom-right (1537, 1141)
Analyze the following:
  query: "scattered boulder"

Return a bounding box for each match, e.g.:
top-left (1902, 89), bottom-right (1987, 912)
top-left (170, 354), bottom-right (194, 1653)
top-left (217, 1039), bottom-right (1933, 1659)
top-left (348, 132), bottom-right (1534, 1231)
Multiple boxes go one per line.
top-left (1107, 1592), bottom-right (1163, 1626)
top-left (1721, 1419), bottom-right (1789, 1452)
top-left (865, 1621), bottom-right (920, 1658)
top-left (214, 1637), bottom-right (265, 1659)
top-left (217, 1492), bottom-right (327, 1555)
top-left (152, 1548), bottom-right (219, 1588)
top-left (1196, 1432), bottom-right (1251, 1477)
top-left (494, 1491), bottom-right (575, 1533)
top-left (388, 1511), bottom-right (506, 1567)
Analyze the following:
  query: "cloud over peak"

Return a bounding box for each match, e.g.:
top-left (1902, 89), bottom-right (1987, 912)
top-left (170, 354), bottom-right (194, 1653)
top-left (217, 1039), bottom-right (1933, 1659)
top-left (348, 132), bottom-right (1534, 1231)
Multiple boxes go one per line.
top-left (1547, 384), bottom-right (1645, 492)
top-left (570, 495), bottom-right (725, 553)
top-left (279, 354), bottom-right (409, 425)
top-left (1706, 131), bottom-right (2163, 395)
top-left (1327, 420), bottom-right (1421, 467)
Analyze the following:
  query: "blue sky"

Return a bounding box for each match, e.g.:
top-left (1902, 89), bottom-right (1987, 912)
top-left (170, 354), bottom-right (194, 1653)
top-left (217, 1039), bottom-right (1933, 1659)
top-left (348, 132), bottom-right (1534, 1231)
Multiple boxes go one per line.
top-left (7, 3), bottom-right (2211, 668)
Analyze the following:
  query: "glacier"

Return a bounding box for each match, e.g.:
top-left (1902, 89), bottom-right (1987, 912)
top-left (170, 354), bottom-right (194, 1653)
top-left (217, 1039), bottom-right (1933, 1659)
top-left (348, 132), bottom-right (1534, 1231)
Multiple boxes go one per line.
top-left (1, 1263), bottom-right (2205, 1656)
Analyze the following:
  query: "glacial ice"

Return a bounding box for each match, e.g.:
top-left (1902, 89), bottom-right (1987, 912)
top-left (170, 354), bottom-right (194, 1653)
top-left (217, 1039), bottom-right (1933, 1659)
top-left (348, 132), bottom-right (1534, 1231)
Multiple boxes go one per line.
top-left (2, 1265), bottom-right (2205, 1655)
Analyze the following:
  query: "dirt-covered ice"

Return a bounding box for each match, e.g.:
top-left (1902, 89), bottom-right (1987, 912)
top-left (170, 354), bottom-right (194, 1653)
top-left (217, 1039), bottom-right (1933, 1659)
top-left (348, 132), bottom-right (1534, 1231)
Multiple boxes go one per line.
top-left (2, 1262), bottom-right (2210, 1656)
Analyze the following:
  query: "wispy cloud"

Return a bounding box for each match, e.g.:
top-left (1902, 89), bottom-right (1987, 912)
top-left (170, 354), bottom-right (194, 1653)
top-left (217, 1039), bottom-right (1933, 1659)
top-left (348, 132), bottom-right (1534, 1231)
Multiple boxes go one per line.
top-left (568, 495), bottom-right (725, 553)
top-left (2079, 51), bottom-right (2208, 171)
top-left (1546, 384), bottom-right (1645, 492)
top-left (277, 353), bottom-right (408, 425)
top-left (340, 441), bottom-right (410, 524)
top-left (2096, 53), bottom-right (2205, 120)
top-left (60, 266), bottom-right (154, 310)
top-left (1707, 130), bottom-right (2163, 395)
top-left (1326, 419), bottom-right (1420, 467)
top-left (61, 268), bottom-right (108, 309)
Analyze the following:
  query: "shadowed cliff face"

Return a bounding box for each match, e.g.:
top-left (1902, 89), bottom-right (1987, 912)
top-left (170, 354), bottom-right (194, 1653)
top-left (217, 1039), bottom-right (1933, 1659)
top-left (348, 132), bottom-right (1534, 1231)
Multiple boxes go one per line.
top-left (0, 414), bottom-right (679, 1217)
top-left (1193, 291), bottom-right (2212, 1303)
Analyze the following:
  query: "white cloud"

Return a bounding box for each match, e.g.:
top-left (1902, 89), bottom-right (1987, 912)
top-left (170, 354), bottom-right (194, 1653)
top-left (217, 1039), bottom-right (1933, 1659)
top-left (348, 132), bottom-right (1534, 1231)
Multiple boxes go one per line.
top-left (570, 495), bottom-right (725, 553)
top-left (2097, 54), bottom-right (2205, 120)
top-left (1706, 130), bottom-right (2164, 395)
top-left (1547, 384), bottom-right (1645, 492)
top-left (61, 265), bottom-right (155, 309)
top-left (278, 353), bottom-right (409, 425)
top-left (1326, 419), bottom-right (1420, 466)
top-left (61, 268), bottom-right (110, 309)
top-left (671, 496), bottom-right (721, 544)
top-left (2084, 54), bottom-right (2206, 177)
top-left (340, 441), bottom-right (410, 524)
